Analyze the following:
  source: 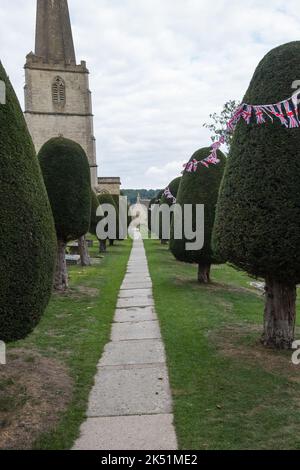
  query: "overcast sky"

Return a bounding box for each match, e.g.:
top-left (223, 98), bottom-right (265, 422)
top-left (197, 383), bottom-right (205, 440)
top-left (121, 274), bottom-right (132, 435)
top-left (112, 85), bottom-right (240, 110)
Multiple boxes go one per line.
top-left (1, 1), bottom-right (300, 188)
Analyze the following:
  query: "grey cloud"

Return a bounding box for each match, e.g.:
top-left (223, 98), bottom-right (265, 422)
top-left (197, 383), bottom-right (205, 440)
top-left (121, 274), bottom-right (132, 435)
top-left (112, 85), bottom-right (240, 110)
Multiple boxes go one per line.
top-left (1, 0), bottom-right (300, 188)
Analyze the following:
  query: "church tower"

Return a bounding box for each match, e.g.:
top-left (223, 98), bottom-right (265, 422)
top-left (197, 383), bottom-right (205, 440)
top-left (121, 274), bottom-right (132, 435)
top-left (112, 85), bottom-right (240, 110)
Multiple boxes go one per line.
top-left (24, 0), bottom-right (98, 187)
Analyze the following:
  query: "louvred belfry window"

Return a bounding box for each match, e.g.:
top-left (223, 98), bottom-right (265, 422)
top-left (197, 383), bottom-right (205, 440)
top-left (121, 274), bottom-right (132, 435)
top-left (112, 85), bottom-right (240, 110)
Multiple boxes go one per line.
top-left (52, 77), bottom-right (66, 105)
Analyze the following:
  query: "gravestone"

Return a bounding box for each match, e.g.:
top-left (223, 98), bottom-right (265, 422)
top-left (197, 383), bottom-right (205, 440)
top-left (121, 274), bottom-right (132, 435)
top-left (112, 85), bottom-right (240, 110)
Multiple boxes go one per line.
top-left (65, 254), bottom-right (80, 266)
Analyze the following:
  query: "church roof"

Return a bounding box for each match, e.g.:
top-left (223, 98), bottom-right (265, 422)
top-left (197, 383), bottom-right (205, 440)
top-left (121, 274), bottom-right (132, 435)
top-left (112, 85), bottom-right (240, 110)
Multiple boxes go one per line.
top-left (35, 0), bottom-right (76, 65)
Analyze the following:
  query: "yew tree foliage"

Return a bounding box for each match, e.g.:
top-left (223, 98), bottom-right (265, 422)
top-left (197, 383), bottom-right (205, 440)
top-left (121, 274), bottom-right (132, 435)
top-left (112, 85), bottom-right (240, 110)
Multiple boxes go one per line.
top-left (97, 193), bottom-right (116, 241)
top-left (38, 137), bottom-right (91, 243)
top-left (148, 190), bottom-right (163, 233)
top-left (0, 62), bottom-right (56, 342)
top-left (170, 147), bottom-right (226, 265)
top-left (213, 41), bottom-right (300, 282)
top-left (90, 190), bottom-right (100, 236)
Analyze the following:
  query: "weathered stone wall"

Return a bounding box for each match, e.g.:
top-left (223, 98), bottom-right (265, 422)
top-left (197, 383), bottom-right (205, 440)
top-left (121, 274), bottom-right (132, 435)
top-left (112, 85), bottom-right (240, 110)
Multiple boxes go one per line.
top-left (35, 0), bottom-right (76, 64)
top-left (24, 58), bottom-right (97, 187)
top-left (97, 178), bottom-right (121, 195)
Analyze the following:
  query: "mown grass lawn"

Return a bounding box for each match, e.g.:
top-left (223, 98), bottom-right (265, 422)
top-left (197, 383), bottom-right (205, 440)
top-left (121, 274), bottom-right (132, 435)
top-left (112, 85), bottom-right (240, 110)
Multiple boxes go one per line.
top-left (0, 237), bottom-right (132, 450)
top-left (144, 239), bottom-right (300, 450)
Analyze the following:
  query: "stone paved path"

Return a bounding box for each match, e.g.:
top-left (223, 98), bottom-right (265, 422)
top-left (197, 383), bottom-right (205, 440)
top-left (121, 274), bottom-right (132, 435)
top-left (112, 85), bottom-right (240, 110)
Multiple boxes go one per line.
top-left (73, 239), bottom-right (177, 450)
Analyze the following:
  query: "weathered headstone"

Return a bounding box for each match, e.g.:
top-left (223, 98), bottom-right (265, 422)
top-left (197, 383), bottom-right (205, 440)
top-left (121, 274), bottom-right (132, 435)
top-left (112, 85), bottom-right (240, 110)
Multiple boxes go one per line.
top-left (65, 254), bottom-right (81, 266)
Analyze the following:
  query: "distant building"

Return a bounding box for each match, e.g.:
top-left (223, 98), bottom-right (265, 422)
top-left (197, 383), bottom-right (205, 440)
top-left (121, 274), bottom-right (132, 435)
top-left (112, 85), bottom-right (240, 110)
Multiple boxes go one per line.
top-left (97, 177), bottom-right (121, 196)
top-left (137, 193), bottom-right (151, 209)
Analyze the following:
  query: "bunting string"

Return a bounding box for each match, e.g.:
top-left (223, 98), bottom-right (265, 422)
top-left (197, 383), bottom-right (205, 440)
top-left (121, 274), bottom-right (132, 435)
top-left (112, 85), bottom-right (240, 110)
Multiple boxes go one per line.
top-left (183, 91), bottom-right (300, 174)
top-left (163, 187), bottom-right (177, 204)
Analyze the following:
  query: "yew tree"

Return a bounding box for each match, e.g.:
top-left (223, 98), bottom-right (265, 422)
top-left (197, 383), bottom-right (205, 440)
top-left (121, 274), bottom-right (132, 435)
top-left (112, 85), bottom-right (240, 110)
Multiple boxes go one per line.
top-left (213, 41), bottom-right (300, 349)
top-left (170, 147), bottom-right (226, 282)
top-left (0, 62), bottom-right (56, 342)
top-left (159, 177), bottom-right (181, 243)
top-left (38, 137), bottom-right (91, 291)
top-left (90, 190), bottom-right (100, 236)
top-left (148, 190), bottom-right (163, 235)
top-left (97, 193), bottom-right (116, 252)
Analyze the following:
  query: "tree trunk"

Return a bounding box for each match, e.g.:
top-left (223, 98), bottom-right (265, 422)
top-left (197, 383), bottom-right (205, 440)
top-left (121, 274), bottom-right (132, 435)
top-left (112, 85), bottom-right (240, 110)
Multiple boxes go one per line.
top-left (198, 263), bottom-right (211, 283)
top-left (109, 239), bottom-right (114, 247)
top-left (54, 240), bottom-right (68, 291)
top-left (78, 235), bottom-right (91, 266)
top-left (262, 278), bottom-right (296, 349)
top-left (99, 240), bottom-right (107, 253)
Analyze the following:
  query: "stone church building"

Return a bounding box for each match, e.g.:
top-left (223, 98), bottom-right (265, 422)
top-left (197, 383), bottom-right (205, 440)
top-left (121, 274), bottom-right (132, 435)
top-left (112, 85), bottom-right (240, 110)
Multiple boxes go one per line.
top-left (24, 0), bottom-right (120, 195)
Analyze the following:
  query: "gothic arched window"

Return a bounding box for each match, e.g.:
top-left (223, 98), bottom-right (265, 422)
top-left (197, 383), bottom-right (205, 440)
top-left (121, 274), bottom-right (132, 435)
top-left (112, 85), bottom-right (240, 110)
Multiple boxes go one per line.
top-left (52, 77), bottom-right (66, 106)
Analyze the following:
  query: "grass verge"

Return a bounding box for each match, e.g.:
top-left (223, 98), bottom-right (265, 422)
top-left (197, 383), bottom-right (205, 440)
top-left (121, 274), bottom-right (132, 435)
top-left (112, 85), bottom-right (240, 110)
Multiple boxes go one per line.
top-left (145, 239), bottom-right (300, 450)
top-left (0, 238), bottom-right (132, 450)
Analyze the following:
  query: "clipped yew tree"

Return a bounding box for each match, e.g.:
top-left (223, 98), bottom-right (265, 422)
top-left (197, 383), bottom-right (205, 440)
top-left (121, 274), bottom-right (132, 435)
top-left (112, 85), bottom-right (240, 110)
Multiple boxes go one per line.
top-left (90, 190), bottom-right (100, 236)
top-left (0, 62), bottom-right (56, 342)
top-left (38, 137), bottom-right (91, 291)
top-left (170, 147), bottom-right (226, 283)
top-left (159, 177), bottom-right (181, 243)
top-left (110, 195), bottom-right (121, 244)
top-left (148, 189), bottom-right (163, 236)
top-left (112, 194), bottom-right (128, 241)
top-left (97, 193), bottom-right (116, 252)
top-left (213, 41), bottom-right (300, 349)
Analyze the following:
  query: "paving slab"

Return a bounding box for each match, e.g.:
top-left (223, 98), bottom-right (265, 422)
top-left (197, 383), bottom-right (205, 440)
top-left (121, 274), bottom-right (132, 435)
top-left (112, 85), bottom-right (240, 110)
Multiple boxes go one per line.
top-left (127, 264), bottom-right (148, 269)
top-left (123, 272), bottom-right (149, 277)
top-left (121, 282), bottom-right (152, 290)
top-left (87, 365), bottom-right (172, 417)
top-left (118, 288), bottom-right (153, 298)
top-left (127, 267), bottom-right (148, 272)
top-left (101, 339), bottom-right (165, 366)
top-left (117, 296), bottom-right (154, 308)
top-left (114, 306), bottom-right (156, 323)
top-left (122, 275), bottom-right (151, 281)
top-left (127, 263), bottom-right (148, 267)
top-left (73, 414), bottom-right (177, 450)
top-left (128, 254), bottom-right (146, 257)
top-left (123, 275), bottom-right (151, 283)
top-left (111, 320), bottom-right (161, 341)
top-left (128, 263), bottom-right (148, 266)
top-left (126, 270), bottom-right (149, 274)
top-left (127, 261), bottom-right (148, 266)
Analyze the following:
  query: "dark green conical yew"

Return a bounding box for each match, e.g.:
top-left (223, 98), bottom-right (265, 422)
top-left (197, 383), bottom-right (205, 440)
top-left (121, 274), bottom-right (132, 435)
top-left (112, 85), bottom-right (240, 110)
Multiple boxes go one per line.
top-left (170, 147), bottom-right (226, 282)
top-left (213, 41), bottom-right (300, 349)
top-left (97, 193), bottom-right (116, 252)
top-left (38, 137), bottom-right (91, 291)
top-left (158, 177), bottom-right (182, 243)
top-left (90, 190), bottom-right (100, 236)
top-left (148, 190), bottom-right (163, 235)
top-left (78, 190), bottom-right (100, 268)
top-left (111, 194), bottom-right (127, 241)
top-left (0, 62), bottom-right (56, 342)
